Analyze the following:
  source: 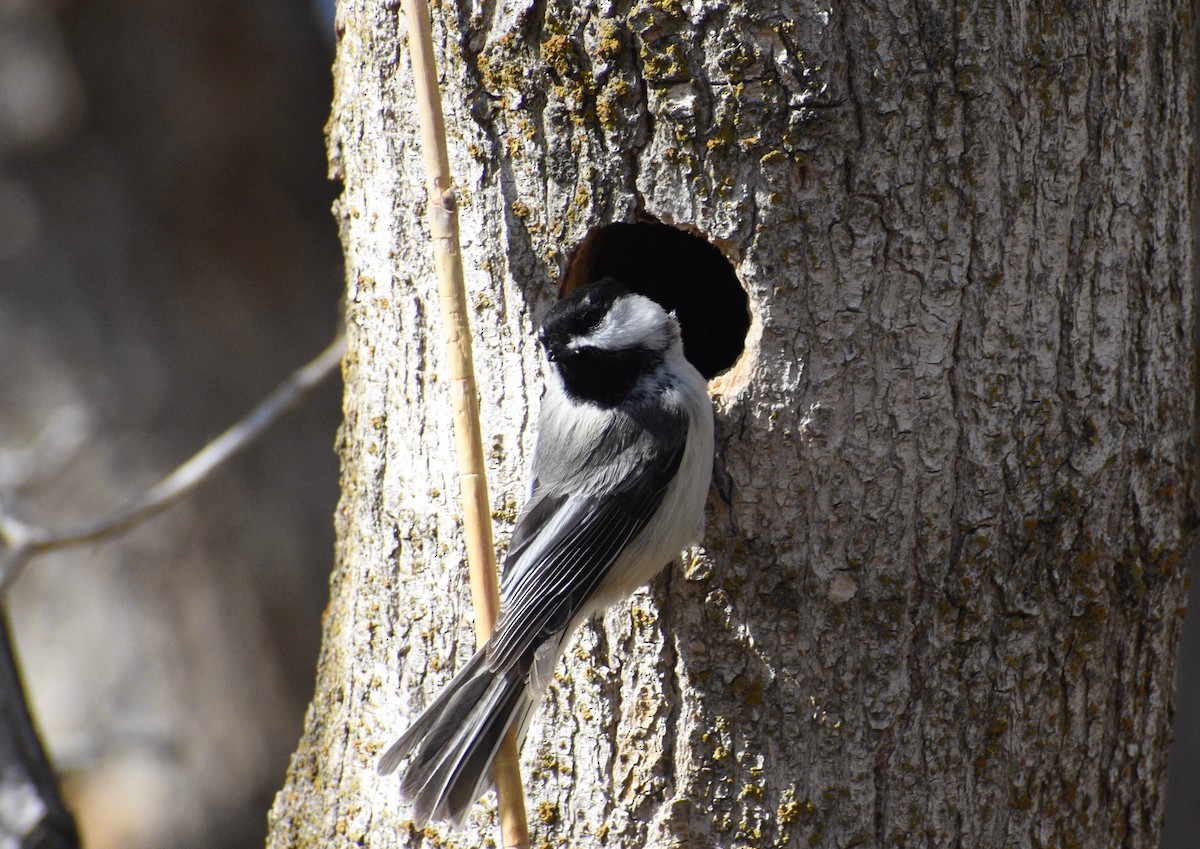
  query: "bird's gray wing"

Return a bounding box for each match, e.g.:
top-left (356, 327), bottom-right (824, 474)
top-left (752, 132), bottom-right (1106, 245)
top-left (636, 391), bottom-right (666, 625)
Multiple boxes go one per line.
top-left (501, 485), bottom-right (566, 576)
top-left (486, 411), bottom-right (687, 675)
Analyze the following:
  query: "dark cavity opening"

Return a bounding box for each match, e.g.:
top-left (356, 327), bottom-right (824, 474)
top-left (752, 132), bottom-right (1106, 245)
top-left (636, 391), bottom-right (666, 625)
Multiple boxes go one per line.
top-left (560, 220), bottom-right (750, 381)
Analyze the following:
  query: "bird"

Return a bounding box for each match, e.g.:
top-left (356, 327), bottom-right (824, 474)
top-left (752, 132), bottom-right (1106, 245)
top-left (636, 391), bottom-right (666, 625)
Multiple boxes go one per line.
top-left (378, 276), bottom-right (715, 827)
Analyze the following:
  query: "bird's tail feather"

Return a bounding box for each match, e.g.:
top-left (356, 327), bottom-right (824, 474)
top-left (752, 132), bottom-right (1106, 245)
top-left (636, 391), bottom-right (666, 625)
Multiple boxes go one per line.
top-left (378, 648), bottom-right (532, 827)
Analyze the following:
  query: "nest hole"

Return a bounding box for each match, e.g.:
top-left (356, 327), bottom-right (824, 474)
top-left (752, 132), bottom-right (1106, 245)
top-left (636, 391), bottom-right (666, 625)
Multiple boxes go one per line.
top-left (559, 220), bottom-right (751, 381)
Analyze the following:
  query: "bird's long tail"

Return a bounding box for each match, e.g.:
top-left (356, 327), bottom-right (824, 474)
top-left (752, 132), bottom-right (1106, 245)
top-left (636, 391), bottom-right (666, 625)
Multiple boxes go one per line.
top-left (377, 648), bottom-right (533, 827)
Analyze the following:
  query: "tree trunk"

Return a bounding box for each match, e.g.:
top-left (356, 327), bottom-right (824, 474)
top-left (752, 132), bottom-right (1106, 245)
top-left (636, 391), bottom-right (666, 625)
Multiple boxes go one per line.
top-left (267, 1), bottom-right (1195, 847)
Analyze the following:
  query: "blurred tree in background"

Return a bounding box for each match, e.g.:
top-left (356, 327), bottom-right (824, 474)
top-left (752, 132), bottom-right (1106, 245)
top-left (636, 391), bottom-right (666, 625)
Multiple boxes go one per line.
top-left (0, 1), bottom-right (341, 847)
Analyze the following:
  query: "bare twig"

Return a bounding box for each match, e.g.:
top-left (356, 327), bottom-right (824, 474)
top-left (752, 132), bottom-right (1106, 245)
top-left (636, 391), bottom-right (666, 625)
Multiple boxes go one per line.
top-left (0, 334), bottom-right (346, 594)
top-left (400, 1), bottom-right (530, 845)
top-left (0, 608), bottom-right (81, 849)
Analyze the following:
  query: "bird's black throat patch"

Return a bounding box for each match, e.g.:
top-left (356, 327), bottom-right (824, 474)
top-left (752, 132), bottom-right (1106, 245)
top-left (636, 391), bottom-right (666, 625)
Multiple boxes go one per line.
top-left (554, 344), bottom-right (662, 407)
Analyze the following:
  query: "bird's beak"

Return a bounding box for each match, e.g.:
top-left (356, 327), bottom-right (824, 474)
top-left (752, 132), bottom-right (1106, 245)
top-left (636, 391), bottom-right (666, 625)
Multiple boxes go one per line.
top-left (541, 330), bottom-right (567, 363)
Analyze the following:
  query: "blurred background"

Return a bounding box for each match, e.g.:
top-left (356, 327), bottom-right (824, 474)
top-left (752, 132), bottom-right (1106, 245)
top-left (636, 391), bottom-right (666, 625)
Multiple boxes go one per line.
top-left (0, 2), bottom-right (1194, 848)
top-left (0, 0), bottom-right (340, 847)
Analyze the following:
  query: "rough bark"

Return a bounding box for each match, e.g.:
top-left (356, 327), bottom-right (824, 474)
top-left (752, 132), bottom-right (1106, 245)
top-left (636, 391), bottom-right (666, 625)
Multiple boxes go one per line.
top-left (268, 1), bottom-right (1195, 847)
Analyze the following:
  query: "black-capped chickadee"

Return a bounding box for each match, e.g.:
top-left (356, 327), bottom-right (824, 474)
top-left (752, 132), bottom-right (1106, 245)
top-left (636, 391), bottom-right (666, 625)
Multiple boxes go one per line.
top-left (378, 276), bottom-right (715, 826)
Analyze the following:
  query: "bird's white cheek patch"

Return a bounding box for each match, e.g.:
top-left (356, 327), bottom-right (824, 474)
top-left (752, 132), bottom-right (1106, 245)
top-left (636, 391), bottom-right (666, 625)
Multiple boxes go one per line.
top-left (576, 295), bottom-right (669, 352)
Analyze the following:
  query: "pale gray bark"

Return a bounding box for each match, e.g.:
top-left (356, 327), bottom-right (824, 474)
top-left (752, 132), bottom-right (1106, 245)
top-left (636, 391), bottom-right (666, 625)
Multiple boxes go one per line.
top-left (268, 1), bottom-right (1195, 847)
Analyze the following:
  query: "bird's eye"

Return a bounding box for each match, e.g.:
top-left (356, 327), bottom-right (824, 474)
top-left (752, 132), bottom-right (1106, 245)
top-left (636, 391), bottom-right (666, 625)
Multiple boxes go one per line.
top-left (578, 303), bottom-right (608, 330)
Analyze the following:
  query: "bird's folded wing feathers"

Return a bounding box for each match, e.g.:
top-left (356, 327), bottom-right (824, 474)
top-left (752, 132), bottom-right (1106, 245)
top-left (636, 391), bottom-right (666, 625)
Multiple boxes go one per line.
top-left (485, 415), bottom-right (687, 674)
